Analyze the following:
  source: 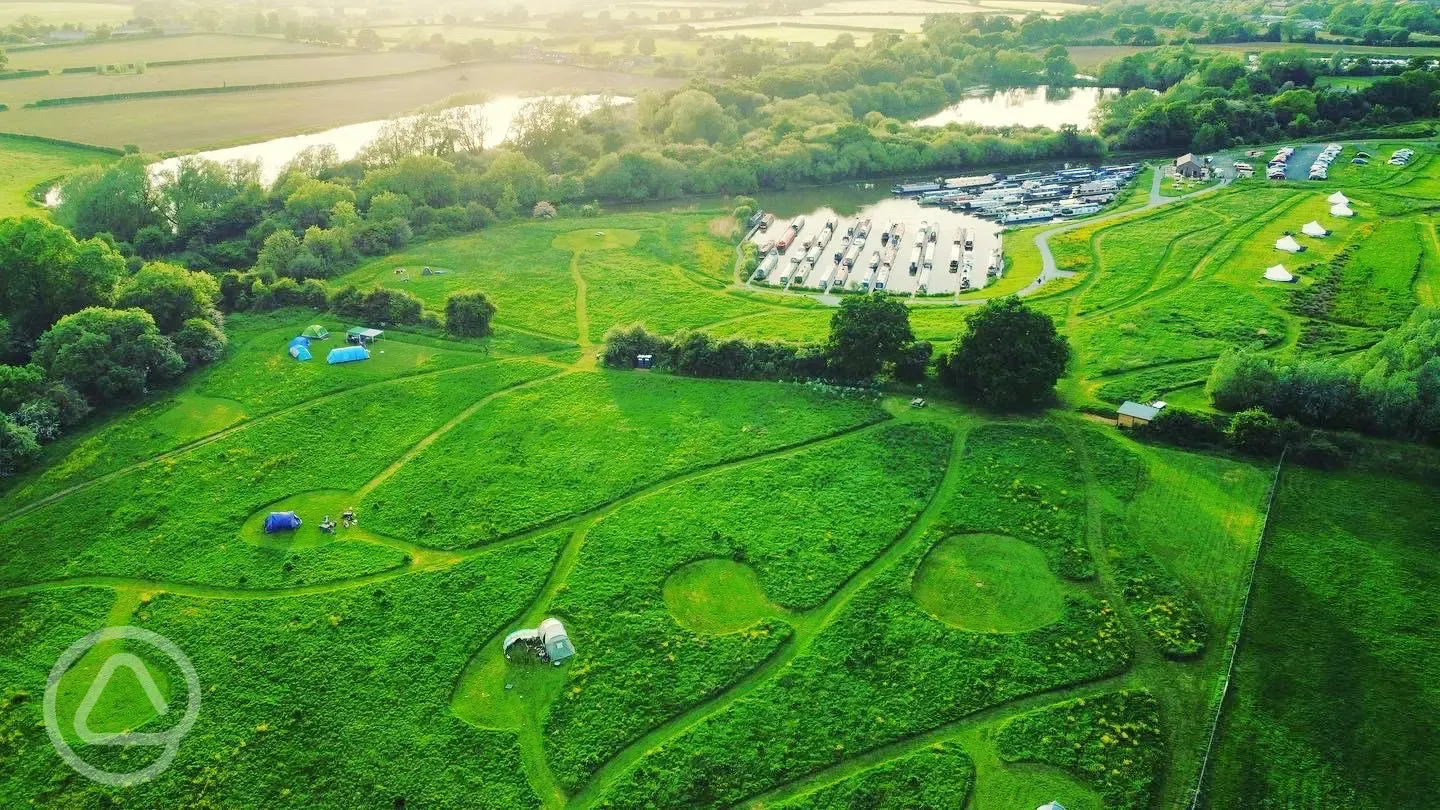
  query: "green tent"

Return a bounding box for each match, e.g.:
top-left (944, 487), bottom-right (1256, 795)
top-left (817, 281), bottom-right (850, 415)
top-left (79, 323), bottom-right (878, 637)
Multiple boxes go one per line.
top-left (302, 325), bottom-right (330, 339)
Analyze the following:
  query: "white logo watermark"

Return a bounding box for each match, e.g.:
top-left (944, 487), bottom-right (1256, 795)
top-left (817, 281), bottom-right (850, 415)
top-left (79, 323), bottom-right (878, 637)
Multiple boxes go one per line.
top-left (44, 626), bottom-right (201, 786)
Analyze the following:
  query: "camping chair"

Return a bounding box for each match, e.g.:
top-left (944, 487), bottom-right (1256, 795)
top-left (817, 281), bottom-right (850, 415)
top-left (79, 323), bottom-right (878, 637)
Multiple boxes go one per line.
top-left (320, 517), bottom-right (336, 534)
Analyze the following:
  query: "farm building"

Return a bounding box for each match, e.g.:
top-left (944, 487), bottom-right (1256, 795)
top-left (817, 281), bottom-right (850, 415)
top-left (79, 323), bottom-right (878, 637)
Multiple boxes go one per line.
top-left (504, 618), bottom-right (577, 666)
top-left (1118, 400), bottom-right (1164, 428)
top-left (1264, 264), bottom-right (1296, 283)
top-left (1301, 221), bottom-right (1329, 237)
top-left (346, 327), bottom-right (384, 345)
top-left (1275, 235), bottom-right (1304, 253)
top-left (1174, 153), bottom-right (1205, 178)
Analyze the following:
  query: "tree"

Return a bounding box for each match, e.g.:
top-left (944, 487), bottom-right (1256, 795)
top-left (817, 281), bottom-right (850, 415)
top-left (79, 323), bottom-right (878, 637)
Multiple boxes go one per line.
top-left (938, 296), bottom-right (1069, 409)
top-left (53, 156), bottom-right (159, 242)
top-left (894, 341), bottom-right (933, 383)
top-left (32, 307), bottom-right (183, 403)
top-left (367, 191), bottom-right (413, 223)
top-left (356, 28), bottom-right (382, 51)
top-left (0, 216), bottom-right (126, 355)
top-left (0, 414), bottom-right (39, 477)
top-left (532, 201), bottom-right (557, 219)
top-left (825, 292), bottom-right (913, 380)
top-left (638, 34), bottom-right (656, 56)
top-left (1228, 407), bottom-right (1287, 455)
top-left (116, 262), bottom-right (221, 333)
top-left (445, 292), bottom-right (497, 337)
top-left (285, 179), bottom-right (355, 228)
top-left (257, 229), bottom-right (303, 277)
top-left (1206, 350), bottom-right (1277, 411)
top-left (171, 317), bottom-right (228, 368)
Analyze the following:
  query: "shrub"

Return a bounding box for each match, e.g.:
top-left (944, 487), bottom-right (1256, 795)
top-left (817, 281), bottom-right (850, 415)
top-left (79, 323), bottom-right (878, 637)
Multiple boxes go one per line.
top-left (1206, 349), bottom-right (1277, 411)
top-left (1229, 407), bottom-right (1286, 455)
top-left (1134, 407), bottom-right (1226, 447)
top-left (32, 307), bottom-right (183, 404)
top-left (0, 414), bottom-right (40, 477)
top-left (172, 318), bottom-right (229, 369)
top-left (11, 399), bottom-right (60, 443)
top-left (893, 340), bottom-right (933, 383)
top-left (445, 292), bottom-right (497, 338)
top-left (532, 201), bottom-right (557, 219)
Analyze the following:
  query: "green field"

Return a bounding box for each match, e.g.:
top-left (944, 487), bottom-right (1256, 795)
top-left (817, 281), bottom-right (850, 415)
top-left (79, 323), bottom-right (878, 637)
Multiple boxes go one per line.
top-left (2, 34), bottom-right (334, 71)
top-left (0, 135), bottom-right (112, 217)
top-left (0, 1), bottom-right (131, 25)
top-left (1203, 458), bottom-right (1440, 806)
top-left (3, 133), bottom-right (1437, 807)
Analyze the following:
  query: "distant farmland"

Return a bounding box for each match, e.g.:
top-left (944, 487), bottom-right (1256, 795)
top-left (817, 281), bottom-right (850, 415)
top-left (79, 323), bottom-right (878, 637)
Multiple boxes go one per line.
top-left (2, 34), bottom-right (334, 71)
top-left (0, 62), bottom-right (679, 152)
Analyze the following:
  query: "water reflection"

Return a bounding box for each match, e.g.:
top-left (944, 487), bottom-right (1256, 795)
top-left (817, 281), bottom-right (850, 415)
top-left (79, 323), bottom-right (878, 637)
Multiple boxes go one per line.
top-left (914, 86), bottom-right (1117, 130)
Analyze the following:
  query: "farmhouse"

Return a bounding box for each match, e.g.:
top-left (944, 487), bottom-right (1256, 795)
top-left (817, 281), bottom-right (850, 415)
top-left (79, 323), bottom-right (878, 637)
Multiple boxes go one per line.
top-left (1174, 153), bottom-right (1205, 179)
top-left (1118, 400), bottom-right (1164, 428)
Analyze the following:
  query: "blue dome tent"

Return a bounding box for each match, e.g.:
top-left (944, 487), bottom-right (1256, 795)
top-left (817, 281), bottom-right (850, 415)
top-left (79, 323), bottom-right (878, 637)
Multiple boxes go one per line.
top-left (289, 344), bottom-right (312, 361)
top-left (263, 512), bottom-right (303, 533)
top-left (327, 346), bottom-right (370, 364)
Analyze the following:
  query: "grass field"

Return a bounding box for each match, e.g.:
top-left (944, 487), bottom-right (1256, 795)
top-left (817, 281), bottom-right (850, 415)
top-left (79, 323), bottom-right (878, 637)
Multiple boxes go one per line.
top-left (0, 63), bottom-right (678, 151)
top-left (0, 135), bottom-right (111, 217)
top-left (1204, 460), bottom-right (1440, 807)
top-left (1, 141), bottom-right (1431, 807)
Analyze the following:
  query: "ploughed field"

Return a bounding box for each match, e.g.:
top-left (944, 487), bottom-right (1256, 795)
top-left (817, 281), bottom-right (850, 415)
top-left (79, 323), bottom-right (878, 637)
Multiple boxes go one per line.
top-left (4, 164), bottom-right (1438, 806)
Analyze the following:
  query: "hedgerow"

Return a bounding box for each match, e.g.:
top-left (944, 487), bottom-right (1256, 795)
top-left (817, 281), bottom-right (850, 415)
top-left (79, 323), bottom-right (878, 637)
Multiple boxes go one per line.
top-left (996, 690), bottom-right (1164, 809)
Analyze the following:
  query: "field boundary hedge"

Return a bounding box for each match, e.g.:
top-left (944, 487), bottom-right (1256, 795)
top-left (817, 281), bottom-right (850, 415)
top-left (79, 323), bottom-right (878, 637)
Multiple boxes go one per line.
top-left (0, 131), bottom-right (124, 155)
top-left (0, 69), bottom-right (50, 80)
top-left (1185, 446), bottom-right (1288, 809)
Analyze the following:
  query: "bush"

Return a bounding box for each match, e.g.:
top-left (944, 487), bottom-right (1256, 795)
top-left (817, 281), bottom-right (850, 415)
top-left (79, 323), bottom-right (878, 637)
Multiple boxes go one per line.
top-left (1292, 431), bottom-right (1345, 469)
top-left (172, 318), bottom-right (229, 369)
top-left (445, 292), bottom-right (497, 338)
top-left (0, 414), bottom-right (40, 477)
top-left (601, 325), bottom-right (826, 381)
top-left (11, 398), bottom-right (60, 443)
top-left (893, 340), bottom-right (933, 383)
top-left (1134, 407), bottom-right (1226, 447)
top-left (1206, 349), bottom-right (1277, 411)
top-left (329, 285), bottom-right (425, 326)
top-left (1229, 407), bottom-right (1286, 455)
top-left (32, 307), bottom-right (183, 404)
top-left (532, 201), bottom-right (557, 219)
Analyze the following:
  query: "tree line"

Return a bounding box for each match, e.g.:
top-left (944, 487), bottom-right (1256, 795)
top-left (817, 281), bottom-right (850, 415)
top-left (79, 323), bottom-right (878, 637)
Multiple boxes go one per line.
top-left (601, 294), bottom-right (1069, 411)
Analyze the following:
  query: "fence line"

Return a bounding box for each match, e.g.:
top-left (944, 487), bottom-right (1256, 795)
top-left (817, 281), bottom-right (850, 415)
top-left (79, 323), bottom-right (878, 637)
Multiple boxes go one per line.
top-left (1186, 445), bottom-right (1288, 810)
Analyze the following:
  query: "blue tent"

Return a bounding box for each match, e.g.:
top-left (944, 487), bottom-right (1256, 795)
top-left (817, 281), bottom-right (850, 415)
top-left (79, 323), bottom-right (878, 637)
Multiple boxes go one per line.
top-left (289, 336), bottom-right (310, 349)
top-left (263, 511), bottom-right (302, 533)
top-left (328, 346), bottom-right (370, 365)
top-left (289, 344), bottom-right (312, 361)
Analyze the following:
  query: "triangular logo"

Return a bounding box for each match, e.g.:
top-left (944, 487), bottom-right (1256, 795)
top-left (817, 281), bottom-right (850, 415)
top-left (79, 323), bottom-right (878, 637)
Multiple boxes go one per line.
top-left (73, 653), bottom-right (169, 745)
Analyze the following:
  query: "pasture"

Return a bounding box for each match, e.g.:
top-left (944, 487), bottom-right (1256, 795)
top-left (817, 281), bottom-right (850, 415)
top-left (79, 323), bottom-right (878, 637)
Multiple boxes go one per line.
top-left (1203, 458), bottom-right (1440, 806)
top-left (2, 139), bottom-right (1435, 808)
top-left (0, 1), bottom-right (130, 25)
top-left (0, 134), bottom-right (111, 216)
top-left (0, 198), bottom-right (1285, 808)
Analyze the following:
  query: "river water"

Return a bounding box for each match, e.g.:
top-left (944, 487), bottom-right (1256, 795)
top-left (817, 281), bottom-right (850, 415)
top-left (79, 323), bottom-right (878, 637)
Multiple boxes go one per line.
top-left (46, 93), bottom-right (616, 204)
top-left (914, 85), bottom-right (1118, 130)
